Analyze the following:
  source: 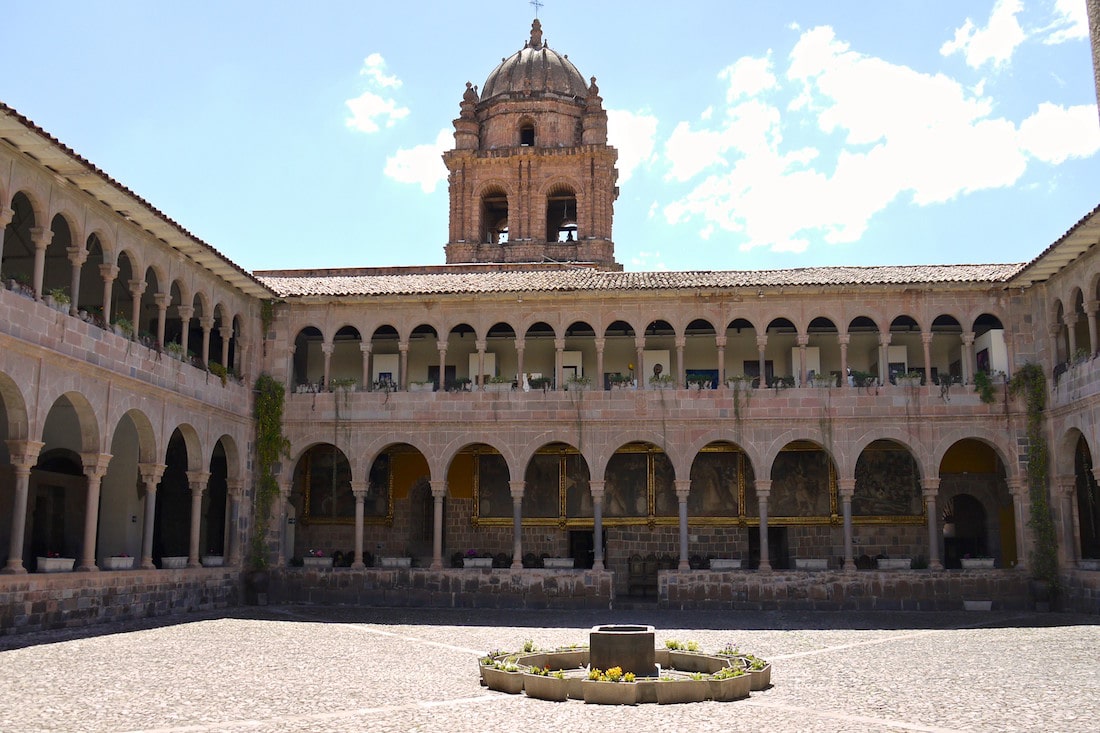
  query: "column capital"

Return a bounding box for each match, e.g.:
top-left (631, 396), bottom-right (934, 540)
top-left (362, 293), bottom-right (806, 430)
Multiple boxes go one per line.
top-left (714, 335), bottom-right (727, 348)
top-left (674, 478), bottom-right (691, 500)
top-left (361, 341), bottom-right (373, 354)
top-left (138, 462), bottom-right (167, 486)
top-left (226, 479), bottom-right (245, 498)
top-left (754, 479), bottom-right (772, 497)
top-left (153, 293), bottom-right (171, 309)
top-left (66, 245), bottom-right (88, 266)
top-left (199, 316), bottom-right (215, 330)
top-left (509, 479), bottom-right (526, 500)
top-left (350, 480), bottom-right (369, 501)
top-left (1048, 322), bottom-right (1062, 338)
top-left (921, 331), bottom-right (934, 344)
top-left (634, 336), bottom-right (646, 350)
top-left (176, 304), bottom-right (194, 321)
top-left (589, 479), bottom-right (606, 498)
top-left (594, 337), bottom-right (606, 350)
top-left (430, 479), bottom-right (447, 498)
top-left (0, 206), bottom-right (12, 228)
top-left (796, 333), bottom-right (809, 347)
top-left (1064, 312), bottom-right (1079, 327)
top-left (29, 226), bottom-right (53, 249)
top-left (127, 279), bottom-right (147, 296)
top-left (674, 336), bottom-right (686, 349)
top-left (837, 478), bottom-right (856, 497)
top-left (553, 338), bottom-right (566, 351)
top-left (1053, 475), bottom-right (1076, 497)
top-left (81, 452), bottom-right (113, 479)
top-left (755, 335), bottom-right (768, 349)
top-left (920, 477), bottom-right (941, 496)
top-left (186, 471), bottom-right (211, 493)
top-left (98, 263), bottom-right (119, 282)
top-left (960, 331), bottom-right (975, 346)
top-left (435, 340), bottom-right (448, 352)
top-left (837, 333), bottom-right (850, 346)
top-left (6, 440), bottom-right (44, 470)
top-left (321, 341), bottom-right (334, 355)
top-left (1007, 475), bottom-right (1027, 496)
top-left (878, 332), bottom-right (892, 346)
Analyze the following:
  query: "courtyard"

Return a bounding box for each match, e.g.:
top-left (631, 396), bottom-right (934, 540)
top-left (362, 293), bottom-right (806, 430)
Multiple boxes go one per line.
top-left (0, 606), bottom-right (1096, 733)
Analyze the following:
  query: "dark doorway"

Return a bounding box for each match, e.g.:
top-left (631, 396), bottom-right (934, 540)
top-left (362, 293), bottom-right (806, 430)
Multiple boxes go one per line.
top-left (569, 530), bottom-right (597, 569)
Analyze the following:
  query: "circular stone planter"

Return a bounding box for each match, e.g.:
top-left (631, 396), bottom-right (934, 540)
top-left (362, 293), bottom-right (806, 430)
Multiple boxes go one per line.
top-left (582, 679), bottom-right (637, 705)
top-left (523, 673), bottom-right (569, 702)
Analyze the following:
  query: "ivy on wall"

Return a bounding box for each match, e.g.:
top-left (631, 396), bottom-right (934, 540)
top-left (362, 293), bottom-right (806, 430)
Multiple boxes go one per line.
top-left (1008, 362), bottom-right (1060, 595)
top-left (250, 373), bottom-right (290, 569)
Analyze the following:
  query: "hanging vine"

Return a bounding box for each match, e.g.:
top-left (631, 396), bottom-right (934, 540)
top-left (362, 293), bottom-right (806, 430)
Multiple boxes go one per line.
top-left (1008, 362), bottom-right (1060, 595)
top-left (250, 373), bottom-right (291, 569)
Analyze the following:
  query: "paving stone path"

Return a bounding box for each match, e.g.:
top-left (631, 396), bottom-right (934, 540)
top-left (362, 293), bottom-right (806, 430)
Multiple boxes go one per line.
top-left (0, 606), bottom-right (1097, 732)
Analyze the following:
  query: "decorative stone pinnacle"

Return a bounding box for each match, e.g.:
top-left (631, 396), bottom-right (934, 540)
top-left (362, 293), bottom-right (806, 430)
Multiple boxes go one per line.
top-left (529, 18), bottom-right (543, 50)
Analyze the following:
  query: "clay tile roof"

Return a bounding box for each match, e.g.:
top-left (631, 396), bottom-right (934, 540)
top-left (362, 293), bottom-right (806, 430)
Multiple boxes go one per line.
top-left (257, 263), bottom-right (1025, 298)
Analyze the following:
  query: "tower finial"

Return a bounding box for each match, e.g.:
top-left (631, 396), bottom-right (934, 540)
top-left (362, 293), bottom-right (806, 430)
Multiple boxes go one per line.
top-left (529, 17), bottom-right (543, 50)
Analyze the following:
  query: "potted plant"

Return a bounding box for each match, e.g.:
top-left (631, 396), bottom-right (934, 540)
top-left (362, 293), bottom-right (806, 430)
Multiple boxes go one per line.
top-left (46, 287), bottom-right (71, 312)
top-left (655, 672), bottom-right (710, 705)
top-left (973, 370), bottom-right (997, 403)
top-left (581, 666), bottom-right (637, 705)
top-left (481, 659), bottom-right (525, 694)
top-left (522, 666), bottom-right (570, 702)
top-left (709, 664), bottom-right (751, 701)
top-left (484, 375), bottom-right (513, 392)
top-left (565, 374), bottom-right (592, 391)
top-left (329, 376), bottom-right (357, 393)
top-left (960, 555), bottom-right (994, 569)
top-left (160, 555), bottom-right (187, 569)
top-left (36, 552), bottom-right (75, 573)
top-left (895, 371), bottom-right (923, 387)
top-left (528, 375), bottom-right (553, 391)
top-left (463, 550), bottom-right (492, 568)
top-left (607, 373), bottom-right (633, 390)
top-left (685, 374), bottom-right (711, 390)
top-left (201, 553), bottom-right (225, 567)
top-left (648, 373), bottom-right (674, 389)
top-left (408, 379), bottom-right (436, 392)
top-left (744, 655), bottom-right (772, 690)
top-left (112, 316), bottom-right (134, 339)
top-left (103, 553), bottom-right (134, 570)
top-left (165, 341), bottom-right (186, 361)
top-left (208, 361), bottom-right (228, 386)
top-left (302, 549), bottom-right (333, 568)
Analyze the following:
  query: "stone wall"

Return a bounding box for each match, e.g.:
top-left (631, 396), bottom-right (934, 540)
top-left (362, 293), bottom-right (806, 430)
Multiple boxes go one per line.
top-left (0, 568), bottom-right (239, 635)
top-left (272, 567), bottom-right (612, 610)
top-left (660, 568), bottom-right (1032, 611)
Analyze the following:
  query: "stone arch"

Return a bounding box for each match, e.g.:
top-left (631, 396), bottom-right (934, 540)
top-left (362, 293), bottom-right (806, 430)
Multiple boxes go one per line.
top-left (687, 439), bottom-right (751, 519)
top-left (0, 370), bottom-right (30, 443)
top-left (478, 183), bottom-right (511, 244)
top-left (1, 191), bottom-right (39, 286)
top-left (544, 180), bottom-right (580, 241)
top-left (38, 391), bottom-right (101, 455)
top-left (937, 437), bottom-right (1014, 568)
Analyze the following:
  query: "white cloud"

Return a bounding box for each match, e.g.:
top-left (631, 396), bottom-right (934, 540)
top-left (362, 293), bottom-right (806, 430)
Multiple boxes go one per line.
top-left (383, 128), bottom-right (451, 193)
top-left (345, 91), bottom-right (410, 133)
top-left (940, 0), bottom-right (1025, 68)
top-left (1019, 103), bottom-right (1100, 164)
top-left (359, 53), bottom-right (402, 88)
top-left (345, 53), bottom-right (408, 134)
top-left (630, 251), bottom-right (667, 271)
top-left (661, 22), bottom-right (1094, 257)
top-left (606, 109), bottom-right (658, 183)
top-left (718, 55), bottom-right (777, 102)
top-left (1044, 0), bottom-right (1089, 44)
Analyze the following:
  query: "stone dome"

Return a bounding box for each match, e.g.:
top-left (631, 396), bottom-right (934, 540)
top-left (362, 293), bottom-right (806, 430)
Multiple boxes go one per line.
top-left (480, 19), bottom-right (589, 102)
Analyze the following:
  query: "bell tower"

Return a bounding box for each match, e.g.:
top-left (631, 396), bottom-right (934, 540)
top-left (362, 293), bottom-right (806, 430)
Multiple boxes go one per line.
top-left (443, 19), bottom-right (621, 270)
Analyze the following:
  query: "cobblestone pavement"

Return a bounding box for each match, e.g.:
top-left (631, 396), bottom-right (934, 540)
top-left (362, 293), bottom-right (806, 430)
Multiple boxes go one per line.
top-left (0, 606), bottom-right (1097, 733)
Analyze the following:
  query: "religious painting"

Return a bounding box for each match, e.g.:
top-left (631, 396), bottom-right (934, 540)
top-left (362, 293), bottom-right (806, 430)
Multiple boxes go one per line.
top-left (769, 446), bottom-right (833, 517)
top-left (688, 449), bottom-right (741, 517)
top-left (652, 453), bottom-right (677, 516)
top-left (475, 452), bottom-right (511, 519)
top-left (365, 453), bottom-right (391, 518)
top-left (604, 451), bottom-right (648, 518)
top-left (564, 454), bottom-right (593, 518)
top-left (300, 444), bottom-right (355, 523)
top-left (522, 453), bottom-right (561, 518)
top-left (853, 442), bottom-right (922, 516)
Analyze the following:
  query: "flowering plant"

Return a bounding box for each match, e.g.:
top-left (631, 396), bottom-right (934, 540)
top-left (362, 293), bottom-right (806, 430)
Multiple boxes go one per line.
top-left (307, 549), bottom-right (325, 557)
top-left (465, 549), bottom-right (479, 558)
top-left (46, 551), bottom-right (60, 558)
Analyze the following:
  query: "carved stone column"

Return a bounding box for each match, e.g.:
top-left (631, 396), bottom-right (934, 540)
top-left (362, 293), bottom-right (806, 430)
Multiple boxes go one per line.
top-left (67, 245), bottom-right (88, 316)
top-left (99, 263), bottom-right (118, 324)
top-left (960, 331), bottom-right (975, 385)
top-left (838, 333), bottom-right (850, 389)
top-left (2, 440), bottom-right (44, 574)
top-left (128, 279), bottom-right (146, 338)
top-left (186, 471), bottom-right (210, 568)
top-left (756, 479), bottom-right (772, 572)
top-left (510, 479), bottom-right (525, 569)
top-left (30, 226), bottom-right (52, 301)
top-left (1048, 322), bottom-right (1063, 368)
top-left (922, 477), bottom-right (942, 569)
top-left (590, 480), bottom-right (606, 570)
top-left (675, 336), bottom-right (686, 388)
top-left (1087, 300), bottom-right (1099, 356)
top-left (219, 316), bottom-right (232, 369)
top-left (154, 293), bottom-right (170, 348)
top-left (362, 341), bottom-right (374, 388)
top-left (276, 477), bottom-right (292, 566)
top-left (476, 339), bottom-right (487, 388)
top-left (554, 337), bottom-right (566, 390)
top-left (838, 478), bottom-right (855, 571)
top-left (226, 479), bottom-right (243, 566)
top-left (78, 453), bottom-right (113, 571)
top-left (715, 335), bottom-right (727, 386)
top-left (351, 481), bottom-right (367, 569)
top-left (1065, 314), bottom-right (1079, 357)
top-left (921, 332), bottom-right (933, 383)
top-left (594, 337), bottom-right (606, 389)
top-left (877, 332), bottom-right (891, 385)
top-left (1053, 476), bottom-right (1077, 567)
top-left (796, 333), bottom-right (809, 386)
top-left (634, 338), bottom-right (646, 390)
top-left (435, 340), bottom-right (446, 390)
top-left (398, 340), bottom-right (409, 389)
top-left (675, 479), bottom-right (691, 570)
top-left (200, 316), bottom-right (214, 365)
top-left (756, 335), bottom-right (767, 389)
top-left (138, 462), bottom-right (166, 570)
top-left (515, 337), bottom-right (526, 388)
top-left (1008, 476), bottom-right (1028, 571)
top-left (321, 341), bottom-right (334, 390)
top-left (177, 304), bottom-right (194, 357)
top-left (430, 479), bottom-right (447, 569)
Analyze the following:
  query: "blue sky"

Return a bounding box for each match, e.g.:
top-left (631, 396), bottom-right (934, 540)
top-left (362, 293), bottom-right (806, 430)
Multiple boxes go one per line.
top-left (3, 0), bottom-right (1098, 273)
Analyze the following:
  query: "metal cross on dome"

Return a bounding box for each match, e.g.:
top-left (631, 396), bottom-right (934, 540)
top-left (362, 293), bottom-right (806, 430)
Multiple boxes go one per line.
top-left (530, 0), bottom-right (543, 18)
